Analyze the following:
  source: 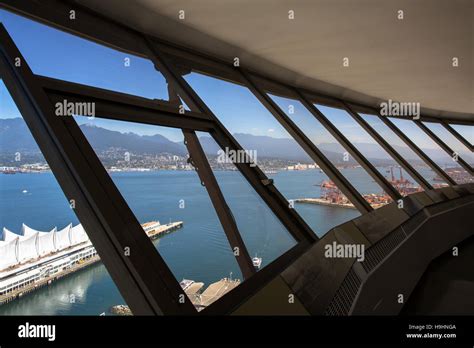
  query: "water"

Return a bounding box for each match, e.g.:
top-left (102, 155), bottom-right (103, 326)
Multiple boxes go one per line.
top-left (0, 167), bottom-right (424, 315)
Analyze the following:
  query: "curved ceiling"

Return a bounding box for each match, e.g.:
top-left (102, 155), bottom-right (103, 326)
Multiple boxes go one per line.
top-left (77, 0), bottom-right (473, 121)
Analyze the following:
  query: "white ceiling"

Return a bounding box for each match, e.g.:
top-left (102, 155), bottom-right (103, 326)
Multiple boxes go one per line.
top-left (77, 0), bottom-right (473, 121)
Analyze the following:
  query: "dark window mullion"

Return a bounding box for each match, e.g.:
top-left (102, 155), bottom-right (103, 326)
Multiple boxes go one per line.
top-left (415, 121), bottom-right (473, 175)
top-left (376, 115), bottom-right (456, 186)
top-left (239, 70), bottom-right (372, 214)
top-left (296, 91), bottom-right (402, 201)
top-left (441, 122), bottom-right (474, 152)
top-left (182, 130), bottom-right (256, 279)
top-left (341, 102), bottom-right (433, 191)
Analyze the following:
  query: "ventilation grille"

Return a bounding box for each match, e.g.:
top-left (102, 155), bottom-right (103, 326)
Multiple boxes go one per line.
top-left (325, 268), bottom-right (361, 316)
top-left (362, 228), bottom-right (406, 273)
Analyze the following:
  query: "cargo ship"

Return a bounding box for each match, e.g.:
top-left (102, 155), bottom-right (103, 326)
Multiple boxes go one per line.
top-left (0, 220), bottom-right (182, 305)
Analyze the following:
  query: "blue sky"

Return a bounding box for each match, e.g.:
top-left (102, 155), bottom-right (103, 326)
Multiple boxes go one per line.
top-left (0, 8), bottom-right (455, 150)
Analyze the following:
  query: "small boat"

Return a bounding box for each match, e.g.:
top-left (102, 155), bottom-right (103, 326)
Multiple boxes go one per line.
top-left (252, 255), bottom-right (262, 269)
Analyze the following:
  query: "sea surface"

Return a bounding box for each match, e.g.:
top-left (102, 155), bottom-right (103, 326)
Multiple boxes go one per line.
top-left (0, 167), bottom-right (436, 315)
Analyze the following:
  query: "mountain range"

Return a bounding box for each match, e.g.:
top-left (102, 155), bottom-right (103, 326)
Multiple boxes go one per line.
top-left (0, 117), bottom-right (457, 164)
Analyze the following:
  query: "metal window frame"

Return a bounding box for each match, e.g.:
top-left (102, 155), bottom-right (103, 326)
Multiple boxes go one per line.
top-left (0, 23), bottom-right (316, 315)
top-left (341, 102), bottom-right (433, 192)
top-left (375, 116), bottom-right (457, 186)
top-left (296, 91), bottom-right (402, 202)
top-left (239, 71), bottom-right (373, 213)
top-left (0, 24), bottom-right (196, 315)
top-left (0, 1), bottom-right (471, 315)
top-left (415, 121), bottom-right (473, 175)
top-left (442, 122), bottom-right (474, 152)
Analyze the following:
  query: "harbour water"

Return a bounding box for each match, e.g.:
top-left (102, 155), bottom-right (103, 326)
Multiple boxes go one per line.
top-left (0, 167), bottom-right (435, 315)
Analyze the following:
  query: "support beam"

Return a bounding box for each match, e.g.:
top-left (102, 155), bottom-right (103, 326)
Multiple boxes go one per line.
top-left (376, 116), bottom-right (456, 186)
top-left (183, 130), bottom-right (256, 279)
top-left (415, 121), bottom-right (473, 176)
top-left (40, 76), bottom-right (215, 131)
top-left (0, 24), bottom-right (196, 315)
top-left (296, 91), bottom-right (402, 202)
top-left (442, 122), bottom-right (473, 152)
top-left (240, 70), bottom-right (372, 213)
top-left (341, 102), bottom-right (433, 192)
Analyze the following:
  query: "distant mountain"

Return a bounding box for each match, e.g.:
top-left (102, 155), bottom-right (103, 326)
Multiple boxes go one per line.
top-left (79, 124), bottom-right (187, 156)
top-left (0, 117), bottom-right (41, 153)
top-left (1, 118), bottom-right (461, 164)
top-left (0, 118), bottom-right (336, 161)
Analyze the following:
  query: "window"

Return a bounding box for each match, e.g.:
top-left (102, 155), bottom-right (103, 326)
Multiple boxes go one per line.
top-left (389, 118), bottom-right (471, 184)
top-left (422, 122), bottom-right (473, 166)
top-left (185, 72), bottom-right (361, 235)
top-left (359, 113), bottom-right (437, 188)
top-left (0, 9), bottom-right (169, 101)
top-left (268, 94), bottom-right (392, 209)
top-left (450, 124), bottom-right (473, 146)
top-left (196, 132), bottom-right (298, 261)
top-left (75, 116), bottom-right (255, 308)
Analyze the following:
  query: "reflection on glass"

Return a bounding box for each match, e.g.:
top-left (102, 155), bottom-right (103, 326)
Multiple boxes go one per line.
top-left (389, 118), bottom-right (472, 184)
top-left (0, 9), bottom-right (169, 100)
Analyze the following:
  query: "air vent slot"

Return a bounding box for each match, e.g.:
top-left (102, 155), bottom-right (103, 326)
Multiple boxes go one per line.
top-left (325, 268), bottom-right (361, 316)
top-left (362, 228), bottom-right (406, 273)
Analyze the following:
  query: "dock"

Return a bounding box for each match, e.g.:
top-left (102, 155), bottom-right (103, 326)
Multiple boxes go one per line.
top-left (109, 278), bottom-right (241, 315)
top-left (295, 198), bottom-right (386, 210)
top-left (191, 278), bottom-right (241, 310)
top-left (0, 254), bottom-right (100, 305)
top-left (294, 198), bottom-right (356, 209)
top-left (144, 221), bottom-right (183, 240)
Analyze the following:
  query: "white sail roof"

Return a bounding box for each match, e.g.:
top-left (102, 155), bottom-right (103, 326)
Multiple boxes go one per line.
top-left (17, 233), bottom-right (39, 263)
top-left (37, 228), bottom-right (56, 257)
top-left (54, 224), bottom-right (72, 250)
top-left (22, 224), bottom-right (56, 237)
top-left (2, 227), bottom-right (20, 242)
top-left (70, 224), bottom-right (89, 246)
top-left (0, 224), bottom-right (91, 271)
top-left (0, 239), bottom-right (18, 270)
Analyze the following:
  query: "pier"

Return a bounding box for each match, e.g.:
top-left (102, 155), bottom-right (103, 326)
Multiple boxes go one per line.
top-left (109, 277), bottom-right (241, 315)
top-left (0, 254), bottom-right (100, 305)
top-left (144, 221), bottom-right (183, 240)
top-left (191, 278), bottom-right (241, 310)
top-left (294, 198), bottom-right (356, 209)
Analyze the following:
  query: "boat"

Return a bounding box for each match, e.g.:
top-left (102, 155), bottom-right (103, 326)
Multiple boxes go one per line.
top-left (252, 255), bottom-right (262, 269)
